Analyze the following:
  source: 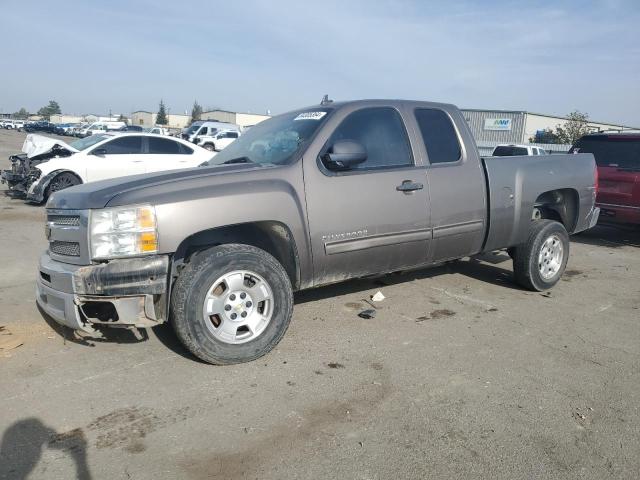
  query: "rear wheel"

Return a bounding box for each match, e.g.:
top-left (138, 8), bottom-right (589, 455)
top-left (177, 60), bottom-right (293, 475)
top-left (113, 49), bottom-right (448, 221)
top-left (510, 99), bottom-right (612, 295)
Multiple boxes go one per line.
top-left (202, 143), bottom-right (215, 151)
top-left (512, 220), bottom-right (569, 291)
top-left (45, 172), bottom-right (81, 199)
top-left (170, 244), bottom-right (294, 365)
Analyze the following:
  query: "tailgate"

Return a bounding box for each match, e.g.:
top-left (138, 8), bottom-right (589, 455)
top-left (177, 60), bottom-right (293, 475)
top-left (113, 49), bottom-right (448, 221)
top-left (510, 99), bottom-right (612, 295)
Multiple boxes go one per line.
top-left (597, 166), bottom-right (640, 207)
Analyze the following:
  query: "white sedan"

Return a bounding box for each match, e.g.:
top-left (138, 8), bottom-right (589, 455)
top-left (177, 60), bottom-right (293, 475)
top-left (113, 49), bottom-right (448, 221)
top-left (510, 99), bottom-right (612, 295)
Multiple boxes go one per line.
top-left (26, 133), bottom-right (213, 203)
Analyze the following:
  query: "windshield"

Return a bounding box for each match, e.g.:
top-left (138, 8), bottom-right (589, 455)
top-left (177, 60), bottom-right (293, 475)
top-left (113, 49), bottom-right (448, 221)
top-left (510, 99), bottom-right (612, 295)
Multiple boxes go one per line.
top-left (493, 146), bottom-right (529, 156)
top-left (70, 134), bottom-right (109, 151)
top-left (205, 109), bottom-right (332, 166)
top-left (571, 136), bottom-right (640, 170)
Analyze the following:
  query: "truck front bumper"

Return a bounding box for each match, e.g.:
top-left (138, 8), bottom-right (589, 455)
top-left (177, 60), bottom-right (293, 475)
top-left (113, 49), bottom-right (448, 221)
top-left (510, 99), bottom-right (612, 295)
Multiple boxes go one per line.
top-left (36, 252), bottom-right (170, 333)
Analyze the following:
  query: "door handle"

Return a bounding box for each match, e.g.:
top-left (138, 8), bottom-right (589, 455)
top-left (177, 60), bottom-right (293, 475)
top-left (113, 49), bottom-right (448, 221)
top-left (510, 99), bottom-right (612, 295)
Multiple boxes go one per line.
top-left (396, 180), bottom-right (424, 193)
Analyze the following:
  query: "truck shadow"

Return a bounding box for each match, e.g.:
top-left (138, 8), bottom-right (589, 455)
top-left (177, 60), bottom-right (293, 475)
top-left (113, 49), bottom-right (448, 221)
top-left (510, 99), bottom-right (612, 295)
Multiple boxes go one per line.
top-left (295, 253), bottom-right (521, 305)
top-left (571, 225), bottom-right (640, 248)
top-left (37, 303), bottom-right (215, 363)
top-left (38, 303), bottom-right (149, 347)
top-left (0, 418), bottom-right (92, 480)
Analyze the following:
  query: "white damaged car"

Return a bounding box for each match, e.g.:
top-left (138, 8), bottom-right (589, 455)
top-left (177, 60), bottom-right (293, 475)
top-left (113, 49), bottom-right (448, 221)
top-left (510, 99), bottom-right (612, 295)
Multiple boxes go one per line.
top-left (2, 133), bottom-right (214, 203)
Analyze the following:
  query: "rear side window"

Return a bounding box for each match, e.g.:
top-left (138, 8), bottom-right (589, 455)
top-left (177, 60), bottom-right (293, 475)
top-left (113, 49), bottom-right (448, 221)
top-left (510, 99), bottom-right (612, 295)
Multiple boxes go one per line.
top-left (327, 107), bottom-right (413, 170)
top-left (414, 109), bottom-right (461, 164)
top-left (148, 137), bottom-right (182, 154)
top-left (571, 137), bottom-right (640, 169)
top-left (101, 136), bottom-right (143, 155)
top-left (493, 146), bottom-right (529, 156)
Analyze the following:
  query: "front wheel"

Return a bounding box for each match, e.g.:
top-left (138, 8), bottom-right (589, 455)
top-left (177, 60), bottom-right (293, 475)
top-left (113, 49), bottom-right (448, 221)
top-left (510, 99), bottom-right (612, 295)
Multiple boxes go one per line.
top-left (202, 143), bottom-right (215, 151)
top-left (170, 244), bottom-right (294, 365)
top-left (512, 220), bottom-right (569, 291)
top-left (45, 172), bottom-right (81, 199)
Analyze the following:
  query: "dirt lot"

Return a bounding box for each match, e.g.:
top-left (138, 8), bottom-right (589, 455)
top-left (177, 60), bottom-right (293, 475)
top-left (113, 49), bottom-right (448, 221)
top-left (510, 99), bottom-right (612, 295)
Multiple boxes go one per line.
top-left (0, 128), bottom-right (638, 479)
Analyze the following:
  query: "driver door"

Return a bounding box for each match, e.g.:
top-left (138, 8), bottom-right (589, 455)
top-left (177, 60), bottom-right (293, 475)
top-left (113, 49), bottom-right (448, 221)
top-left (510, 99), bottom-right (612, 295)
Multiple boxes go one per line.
top-left (303, 106), bottom-right (431, 286)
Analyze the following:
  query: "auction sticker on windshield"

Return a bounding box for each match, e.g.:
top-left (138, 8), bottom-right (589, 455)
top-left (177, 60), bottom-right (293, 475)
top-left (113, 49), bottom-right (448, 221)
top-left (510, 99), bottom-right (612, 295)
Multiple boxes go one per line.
top-left (294, 112), bottom-right (327, 121)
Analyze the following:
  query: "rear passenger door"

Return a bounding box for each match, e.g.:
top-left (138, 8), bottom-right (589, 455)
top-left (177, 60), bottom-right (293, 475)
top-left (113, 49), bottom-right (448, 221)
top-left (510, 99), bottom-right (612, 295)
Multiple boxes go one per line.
top-left (303, 106), bottom-right (431, 285)
top-left (86, 135), bottom-right (146, 182)
top-left (144, 136), bottom-right (198, 171)
top-left (412, 107), bottom-right (486, 262)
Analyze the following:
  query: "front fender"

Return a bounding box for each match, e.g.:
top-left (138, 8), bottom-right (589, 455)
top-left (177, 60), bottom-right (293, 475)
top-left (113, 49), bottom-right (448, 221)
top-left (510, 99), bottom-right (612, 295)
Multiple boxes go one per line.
top-left (27, 169), bottom-right (81, 204)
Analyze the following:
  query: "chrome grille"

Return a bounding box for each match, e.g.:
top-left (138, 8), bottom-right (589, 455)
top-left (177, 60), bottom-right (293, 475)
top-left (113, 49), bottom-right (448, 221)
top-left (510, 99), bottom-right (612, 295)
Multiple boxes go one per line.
top-left (48, 215), bottom-right (80, 226)
top-left (50, 241), bottom-right (81, 257)
top-left (46, 209), bottom-right (90, 265)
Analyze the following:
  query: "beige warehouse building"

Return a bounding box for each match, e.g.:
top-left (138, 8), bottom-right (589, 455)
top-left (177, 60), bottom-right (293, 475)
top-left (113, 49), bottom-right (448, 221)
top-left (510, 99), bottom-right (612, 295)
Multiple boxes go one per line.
top-left (131, 111), bottom-right (191, 129)
top-left (461, 109), bottom-right (638, 144)
top-left (200, 110), bottom-right (270, 127)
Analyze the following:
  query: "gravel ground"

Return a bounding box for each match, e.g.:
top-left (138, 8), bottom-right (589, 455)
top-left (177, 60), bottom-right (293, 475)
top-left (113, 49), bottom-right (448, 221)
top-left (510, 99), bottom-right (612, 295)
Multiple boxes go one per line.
top-left (0, 128), bottom-right (638, 479)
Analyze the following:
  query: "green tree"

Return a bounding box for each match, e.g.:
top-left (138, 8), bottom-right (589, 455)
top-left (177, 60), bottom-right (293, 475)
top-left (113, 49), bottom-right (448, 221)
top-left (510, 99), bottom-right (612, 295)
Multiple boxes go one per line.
top-left (156, 100), bottom-right (168, 125)
top-left (190, 100), bottom-right (203, 124)
top-left (554, 110), bottom-right (591, 145)
top-left (36, 100), bottom-right (62, 120)
top-left (13, 107), bottom-right (30, 119)
top-left (530, 128), bottom-right (561, 144)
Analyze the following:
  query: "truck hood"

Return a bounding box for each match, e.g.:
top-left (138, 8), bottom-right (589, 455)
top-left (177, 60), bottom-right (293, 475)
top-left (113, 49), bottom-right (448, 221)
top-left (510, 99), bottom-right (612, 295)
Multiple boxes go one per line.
top-left (23, 134), bottom-right (78, 158)
top-left (46, 163), bottom-right (261, 210)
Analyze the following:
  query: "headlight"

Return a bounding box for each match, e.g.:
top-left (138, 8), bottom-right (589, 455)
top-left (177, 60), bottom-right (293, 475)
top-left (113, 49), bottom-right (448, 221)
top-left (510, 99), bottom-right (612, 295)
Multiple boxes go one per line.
top-left (90, 205), bottom-right (158, 259)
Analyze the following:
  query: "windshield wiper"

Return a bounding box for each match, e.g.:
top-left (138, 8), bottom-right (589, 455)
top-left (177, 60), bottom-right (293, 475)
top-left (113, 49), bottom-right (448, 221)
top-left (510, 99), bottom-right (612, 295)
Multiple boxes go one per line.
top-left (221, 157), bottom-right (254, 165)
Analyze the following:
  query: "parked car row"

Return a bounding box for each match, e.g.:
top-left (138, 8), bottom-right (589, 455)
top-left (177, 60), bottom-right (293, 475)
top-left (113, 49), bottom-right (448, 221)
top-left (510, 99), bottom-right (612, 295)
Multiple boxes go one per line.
top-left (0, 119), bottom-right (27, 130)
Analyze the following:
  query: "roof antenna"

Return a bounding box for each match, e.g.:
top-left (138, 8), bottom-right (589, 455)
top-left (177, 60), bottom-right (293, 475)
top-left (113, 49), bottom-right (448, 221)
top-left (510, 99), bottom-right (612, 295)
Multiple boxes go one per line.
top-left (320, 94), bottom-right (333, 106)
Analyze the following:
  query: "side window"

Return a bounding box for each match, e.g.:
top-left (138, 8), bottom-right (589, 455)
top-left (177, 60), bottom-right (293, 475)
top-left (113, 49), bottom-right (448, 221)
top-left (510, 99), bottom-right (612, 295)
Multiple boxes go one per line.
top-left (414, 108), bottom-right (461, 164)
top-left (148, 137), bottom-right (182, 155)
top-left (101, 136), bottom-right (143, 155)
top-left (229, 132), bottom-right (239, 138)
top-left (326, 107), bottom-right (413, 170)
top-left (532, 148), bottom-right (538, 155)
top-left (179, 143), bottom-right (194, 154)
top-left (198, 127), bottom-right (207, 136)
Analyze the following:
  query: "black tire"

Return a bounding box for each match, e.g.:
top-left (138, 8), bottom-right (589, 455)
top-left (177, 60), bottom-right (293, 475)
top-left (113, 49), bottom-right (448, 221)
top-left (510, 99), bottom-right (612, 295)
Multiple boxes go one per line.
top-left (170, 244), bottom-right (294, 365)
top-left (46, 172), bottom-right (81, 199)
top-left (202, 143), bottom-right (215, 151)
top-left (512, 220), bottom-right (569, 291)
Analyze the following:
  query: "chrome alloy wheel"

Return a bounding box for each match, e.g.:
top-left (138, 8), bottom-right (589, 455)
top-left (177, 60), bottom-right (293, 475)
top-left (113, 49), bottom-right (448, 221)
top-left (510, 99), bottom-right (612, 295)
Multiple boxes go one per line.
top-left (538, 234), bottom-right (564, 280)
top-left (202, 270), bottom-right (274, 344)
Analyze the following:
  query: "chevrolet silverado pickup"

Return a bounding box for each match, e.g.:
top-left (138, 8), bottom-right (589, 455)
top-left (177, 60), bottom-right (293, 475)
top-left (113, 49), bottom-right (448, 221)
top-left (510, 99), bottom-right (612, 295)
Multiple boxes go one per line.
top-left (36, 99), bottom-right (600, 364)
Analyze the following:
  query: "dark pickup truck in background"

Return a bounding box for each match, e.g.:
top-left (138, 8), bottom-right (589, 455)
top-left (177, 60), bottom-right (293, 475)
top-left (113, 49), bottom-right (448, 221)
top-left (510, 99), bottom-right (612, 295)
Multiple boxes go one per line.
top-left (36, 99), bottom-right (599, 364)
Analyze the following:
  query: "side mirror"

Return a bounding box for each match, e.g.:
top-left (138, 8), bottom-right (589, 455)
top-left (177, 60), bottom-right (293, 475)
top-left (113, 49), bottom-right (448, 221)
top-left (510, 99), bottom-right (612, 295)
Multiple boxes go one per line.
top-left (92, 148), bottom-right (107, 156)
top-left (322, 140), bottom-right (367, 171)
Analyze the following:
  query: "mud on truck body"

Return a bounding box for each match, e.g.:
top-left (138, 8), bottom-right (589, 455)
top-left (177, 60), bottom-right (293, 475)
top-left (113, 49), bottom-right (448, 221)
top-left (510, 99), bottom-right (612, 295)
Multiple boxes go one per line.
top-left (36, 99), bottom-right (600, 364)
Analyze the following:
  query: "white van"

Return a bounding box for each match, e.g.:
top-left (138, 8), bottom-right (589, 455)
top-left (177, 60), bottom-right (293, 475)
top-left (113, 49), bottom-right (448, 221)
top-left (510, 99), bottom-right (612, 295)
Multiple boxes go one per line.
top-left (182, 121), bottom-right (241, 143)
top-left (79, 121), bottom-right (126, 138)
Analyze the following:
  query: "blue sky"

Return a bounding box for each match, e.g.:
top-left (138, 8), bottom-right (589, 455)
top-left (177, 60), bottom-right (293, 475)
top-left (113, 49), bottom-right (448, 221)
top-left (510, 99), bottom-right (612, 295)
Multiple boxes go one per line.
top-left (1, 0), bottom-right (639, 124)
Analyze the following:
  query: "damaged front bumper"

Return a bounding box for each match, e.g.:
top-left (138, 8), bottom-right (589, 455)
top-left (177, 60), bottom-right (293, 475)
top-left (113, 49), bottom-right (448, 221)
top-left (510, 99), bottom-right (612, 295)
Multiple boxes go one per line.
top-left (36, 252), bottom-right (170, 333)
top-left (1, 154), bottom-right (42, 198)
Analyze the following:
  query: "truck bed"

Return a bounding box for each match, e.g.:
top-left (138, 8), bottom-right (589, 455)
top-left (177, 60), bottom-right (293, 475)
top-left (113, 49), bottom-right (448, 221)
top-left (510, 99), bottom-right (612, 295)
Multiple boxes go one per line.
top-left (481, 153), bottom-right (597, 252)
